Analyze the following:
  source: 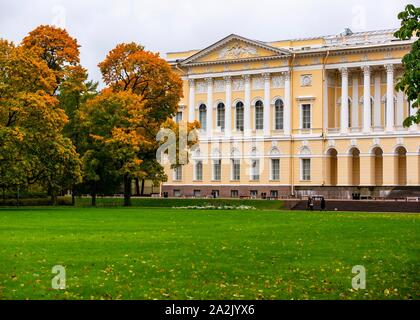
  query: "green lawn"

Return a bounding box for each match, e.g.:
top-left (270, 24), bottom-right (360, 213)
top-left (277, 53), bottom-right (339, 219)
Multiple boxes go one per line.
top-left (0, 207), bottom-right (418, 300)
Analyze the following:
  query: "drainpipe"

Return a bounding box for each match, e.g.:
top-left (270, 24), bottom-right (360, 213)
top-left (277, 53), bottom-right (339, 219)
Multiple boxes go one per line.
top-left (290, 53), bottom-right (296, 197)
top-left (322, 50), bottom-right (330, 187)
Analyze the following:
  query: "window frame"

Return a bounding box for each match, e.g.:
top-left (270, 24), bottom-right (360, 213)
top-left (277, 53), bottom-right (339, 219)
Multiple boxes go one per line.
top-left (255, 100), bottom-right (264, 130)
top-left (301, 158), bottom-right (311, 181)
top-left (235, 101), bottom-right (244, 132)
top-left (271, 158), bottom-right (280, 181)
top-left (216, 103), bottom-right (225, 131)
top-left (274, 99), bottom-right (284, 130)
top-left (199, 104), bottom-right (207, 130)
top-left (300, 103), bottom-right (312, 129)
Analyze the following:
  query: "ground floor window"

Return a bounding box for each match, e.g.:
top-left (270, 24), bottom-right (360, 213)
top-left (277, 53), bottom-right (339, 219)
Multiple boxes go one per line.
top-left (213, 160), bottom-right (221, 181)
top-left (301, 158), bottom-right (311, 181)
top-left (193, 190), bottom-right (201, 197)
top-left (251, 159), bottom-right (260, 181)
top-left (270, 190), bottom-right (278, 198)
top-left (195, 161), bottom-right (203, 181)
top-left (271, 159), bottom-right (280, 180)
top-left (232, 159), bottom-right (240, 181)
top-left (173, 190), bottom-right (181, 197)
top-left (174, 166), bottom-right (182, 181)
top-left (212, 190), bottom-right (220, 198)
top-left (250, 190), bottom-right (258, 198)
top-left (231, 190), bottom-right (239, 198)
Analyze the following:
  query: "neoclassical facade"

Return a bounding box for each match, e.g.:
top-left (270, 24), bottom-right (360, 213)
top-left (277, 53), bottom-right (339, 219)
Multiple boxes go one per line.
top-left (162, 30), bottom-right (420, 198)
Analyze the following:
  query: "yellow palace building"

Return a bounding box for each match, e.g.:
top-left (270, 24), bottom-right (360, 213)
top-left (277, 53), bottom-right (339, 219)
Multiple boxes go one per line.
top-left (162, 29), bottom-right (420, 199)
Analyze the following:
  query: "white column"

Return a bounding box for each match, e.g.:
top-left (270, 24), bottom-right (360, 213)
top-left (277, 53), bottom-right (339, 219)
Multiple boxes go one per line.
top-left (284, 71), bottom-right (292, 135)
top-left (244, 75), bottom-right (251, 134)
top-left (206, 77), bottom-right (213, 138)
top-left (188, 79), bottom-right (195, 122)
top-left (396, 91), bottom-right (404, 127)
top-left (352, 73), bottom-right (359, 128)
top-left (363, 66), bottom-right (372, 133)
top-left (340, 67), bottom-right (349, 134)
top-left (374, 72), bottom-right (381, 127)
top-left (263, 73), bottom-right (271, 136)
top-left (385, 64), bottom-right (395, 132)
top-left (224, 76), bottom-right (232, 136)
top-left (323, 71), bottom-right (329, 131)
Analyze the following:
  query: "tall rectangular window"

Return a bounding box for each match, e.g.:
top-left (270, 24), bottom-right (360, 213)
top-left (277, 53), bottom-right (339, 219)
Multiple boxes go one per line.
top-left (236, 102), bottom-right (244, 132)
top-left (195, 161), bottom-right (203, 181)
top-left (217, 103), bottom-right (225, 131)
top-left (232, 159), bottom-right (240, 181)
top-left (255, 101), bottom-right (264, 130)
top-left (213, 160), bottom-right (221, 181)
top-left (275, 99), bottom-right (284, 130)
top-left (271, 159), bottom-right (280, 180)
top-left (174, 166), bottom-right (182, 181)
top-left (302, 104), bottom-right (311, 129)
top-left (231, 190), bottom-right (239, 198)
top-left (175, 111), bottom-right (183, 124)
top-left (251, 160), bottom-right (260, 181)
top-left (301, 159), bottom-right (311, 181)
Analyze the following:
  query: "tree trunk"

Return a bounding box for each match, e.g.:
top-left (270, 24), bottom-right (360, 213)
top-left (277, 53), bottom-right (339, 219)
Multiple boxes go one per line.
top-left (91, 183), bottom-right (97, 207)
top-left (124, 174), bottom-right (132, 207)
top-left (135, 178), bottom-right (140, 196)
top-left (141, 179), bottom-right (145, 196)
top-left (51, 192), bottom-right (58, 206)
top-left (71, 184), bottom-right (76, 206)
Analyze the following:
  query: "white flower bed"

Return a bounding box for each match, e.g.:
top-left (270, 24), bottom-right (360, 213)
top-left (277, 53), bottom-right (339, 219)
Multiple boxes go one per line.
top-left (173, 205), bottom-right (256, 210)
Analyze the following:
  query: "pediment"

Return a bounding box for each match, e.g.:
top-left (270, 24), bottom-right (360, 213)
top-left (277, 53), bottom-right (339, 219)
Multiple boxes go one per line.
top-left (181, 34), bottom-right (290, 66)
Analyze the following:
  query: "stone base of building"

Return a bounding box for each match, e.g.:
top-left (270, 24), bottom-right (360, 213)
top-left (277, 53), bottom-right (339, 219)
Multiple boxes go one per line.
top-left (162, 185), bottom-right (420, 200)
top-left (162, 185), bottom-right (291, 198)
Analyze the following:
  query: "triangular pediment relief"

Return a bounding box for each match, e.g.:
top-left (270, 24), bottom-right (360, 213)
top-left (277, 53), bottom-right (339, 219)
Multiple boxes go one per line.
top-left (181, 34), bottom-right (290, 66)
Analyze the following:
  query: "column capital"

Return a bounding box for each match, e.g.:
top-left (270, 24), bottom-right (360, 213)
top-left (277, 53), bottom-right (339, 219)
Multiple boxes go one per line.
top-left (362, 65), bottom-right (371, 74)
top-left (242, 74), bottom-right (251, 82)
top-left (262, 72), bottom-right (271, 81)
top-left (223, 75), bottom-right (232, 83)
top-left (205, 77), bottom-right (213, 85)
top-left (385, 64), bottom-right (394, 74)
top-left (283, 70), bottom-right (291, 81)
top-left (188, 78), bottom-right (195, 86)
top-left (339, 67), bottom-right (348, 76)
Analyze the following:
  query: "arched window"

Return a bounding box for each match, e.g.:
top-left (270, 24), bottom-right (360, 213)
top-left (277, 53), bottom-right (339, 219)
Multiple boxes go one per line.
top-left (255, 100), bottom-right (264, 130)
top-left (275, 99), bottom-right (284, 130)
top-left (199, 104), bottom-right (207, 130)
top-left (235, 102), bottom-right (244, 132)
top-left (217, 103), bottom-right (225, 131)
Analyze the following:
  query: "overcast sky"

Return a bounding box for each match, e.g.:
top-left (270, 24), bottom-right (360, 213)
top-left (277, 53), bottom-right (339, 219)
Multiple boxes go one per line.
top-left (0, 0), bottom-right (414, 85)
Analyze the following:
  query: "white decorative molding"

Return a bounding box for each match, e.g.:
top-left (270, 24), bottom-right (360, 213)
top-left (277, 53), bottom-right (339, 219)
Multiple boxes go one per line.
top-left (196, 81), bottom-right (206, 94)
top-left (272, 75), bottom-right (284, 88)
top-left (328, 140), bottom-right (335, 148)
top-left (218, 43), bottom-right (258, 59)
top-left (300, 74), bottom-right (312, 87)
top-left (252, 76), bottom-right (264, 90)
top-left (214, 79), bottom-right (225, 93)
top-left (350, 139), bottom-right (357, 146)
top-left (233, 78), bottom-right (244, 91)
top-left (373, 138), bottom-right (381, 145)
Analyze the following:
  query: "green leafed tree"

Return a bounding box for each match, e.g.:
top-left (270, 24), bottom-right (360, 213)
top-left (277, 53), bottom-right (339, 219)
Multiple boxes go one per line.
top-left (394, 4), bottom-right (420, 126)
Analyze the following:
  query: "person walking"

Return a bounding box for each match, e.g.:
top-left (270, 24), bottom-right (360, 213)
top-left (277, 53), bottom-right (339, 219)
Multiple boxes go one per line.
top-left (309, 197), bottom-right (314, 211)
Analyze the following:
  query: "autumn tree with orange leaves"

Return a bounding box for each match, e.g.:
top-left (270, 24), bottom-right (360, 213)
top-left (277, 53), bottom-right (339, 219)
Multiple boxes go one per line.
top-left (0, 34), bottom-right (82, 204)
top-left (80, 43), bottom-right (199, 206)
